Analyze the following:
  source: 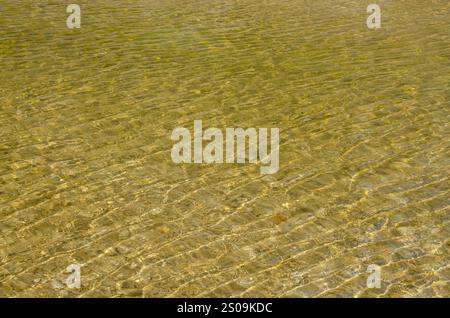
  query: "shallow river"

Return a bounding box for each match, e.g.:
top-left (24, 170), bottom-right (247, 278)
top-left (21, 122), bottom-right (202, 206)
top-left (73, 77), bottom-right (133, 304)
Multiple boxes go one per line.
top-left (0, 0), bottom-right (449, 297)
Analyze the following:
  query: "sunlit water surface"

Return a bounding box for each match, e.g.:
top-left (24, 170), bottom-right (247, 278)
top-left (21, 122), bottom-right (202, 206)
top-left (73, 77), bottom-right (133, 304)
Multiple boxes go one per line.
top-left (0, 0), bottom-right (449, 297)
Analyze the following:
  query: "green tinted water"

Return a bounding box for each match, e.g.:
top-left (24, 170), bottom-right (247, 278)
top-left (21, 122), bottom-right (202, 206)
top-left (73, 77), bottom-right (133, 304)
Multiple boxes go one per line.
top-left (0, 0), bottom-right (449, 297)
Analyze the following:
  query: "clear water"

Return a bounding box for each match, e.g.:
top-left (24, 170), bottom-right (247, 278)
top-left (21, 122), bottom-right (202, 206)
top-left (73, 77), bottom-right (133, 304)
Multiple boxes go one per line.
top-left (0, 0), bottom-right (449, 297)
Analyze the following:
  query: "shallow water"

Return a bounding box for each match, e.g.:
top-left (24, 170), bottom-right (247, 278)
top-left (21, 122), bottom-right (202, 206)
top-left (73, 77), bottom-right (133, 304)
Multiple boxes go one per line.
top-left (0, 0), bottom-right (449, 297)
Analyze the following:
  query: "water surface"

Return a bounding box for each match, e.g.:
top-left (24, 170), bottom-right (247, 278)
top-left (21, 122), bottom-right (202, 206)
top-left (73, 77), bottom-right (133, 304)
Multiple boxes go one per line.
top-left (0, 0), bottom-right (449, 297)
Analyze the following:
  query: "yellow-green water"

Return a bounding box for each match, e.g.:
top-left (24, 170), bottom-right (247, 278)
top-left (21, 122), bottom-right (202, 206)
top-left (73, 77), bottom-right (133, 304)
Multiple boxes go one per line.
top-left (0, 0), bottom-right (449, 297)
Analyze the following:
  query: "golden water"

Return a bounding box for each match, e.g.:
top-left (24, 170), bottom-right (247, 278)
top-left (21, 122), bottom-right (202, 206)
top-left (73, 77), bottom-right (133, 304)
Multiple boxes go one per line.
top-left (0, 0), bottom-right (449, 297)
